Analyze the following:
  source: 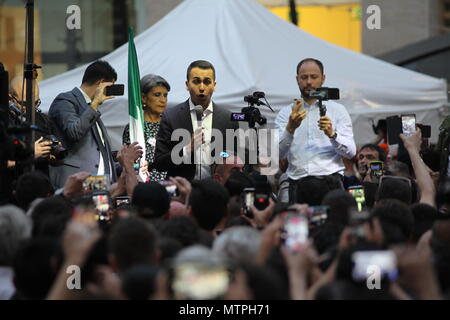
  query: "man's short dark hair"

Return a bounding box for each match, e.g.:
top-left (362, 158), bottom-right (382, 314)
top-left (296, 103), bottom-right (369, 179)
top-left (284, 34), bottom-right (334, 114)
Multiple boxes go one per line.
top-left (384, 160), bottom-right (410, 177)
top-left (224, 171), bottom-right (254, 197)
top-left (13, 238), bottom-right (60, 299)
top-left (158, 216), bottom-right (200, 248)
top-left (15, 172), bottom-right (54, 210)
top-left (186, 60), bottom-right (216, 80)
top-left (372, 199), bottom-right (414, 245)
top-left (188, 179), bottom-right (229, 231)
top-left (31, 196), bottom-right (72, 238)
top-left (376, 176), bottom-right (412, 205)
top-left (296, 58), bottom-right (324, 75)
top-left (108, 217), bottom-right (159, 273)
top-left (359, 144), bottom-right (386, 163)
top-left (132, 182), bottom-right (170, 220)
top-left (81, 60), bottom-right (117, 85)
top-left (410, 203), bottom-right (438, 243)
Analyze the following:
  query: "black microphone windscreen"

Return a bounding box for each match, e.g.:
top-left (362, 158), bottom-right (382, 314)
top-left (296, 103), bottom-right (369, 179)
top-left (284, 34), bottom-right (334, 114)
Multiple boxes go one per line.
top-left (194, 105), bottom-right (203, 122)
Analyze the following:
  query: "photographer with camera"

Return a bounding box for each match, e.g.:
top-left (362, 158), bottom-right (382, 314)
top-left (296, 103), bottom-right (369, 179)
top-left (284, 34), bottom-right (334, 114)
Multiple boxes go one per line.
top-left (7, 76), bottom-right (63, 177)
top-left (275, 58), bottom-right (356, 204)
top-left (48, 60), bottom-right (119, 189)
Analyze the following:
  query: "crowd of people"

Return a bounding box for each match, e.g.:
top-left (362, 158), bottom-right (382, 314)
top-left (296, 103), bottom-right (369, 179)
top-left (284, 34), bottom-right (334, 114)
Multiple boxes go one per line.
top-left (0, 57), bottom-right (449, 300)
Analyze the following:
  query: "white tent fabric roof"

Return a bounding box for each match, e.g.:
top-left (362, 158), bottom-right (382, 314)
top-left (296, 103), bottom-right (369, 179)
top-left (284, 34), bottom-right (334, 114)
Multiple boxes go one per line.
top-left (39, 0), bottom-right (448, 150)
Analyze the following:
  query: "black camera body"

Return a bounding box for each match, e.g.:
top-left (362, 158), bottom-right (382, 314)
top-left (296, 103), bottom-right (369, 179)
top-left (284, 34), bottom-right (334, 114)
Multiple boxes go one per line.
top-left (231, 91), bottom-right (268, 128)
top-left (42, 134), bottom-right (67, 160)
top-left (230, 106), bottom-right (266, 127)
top-left (243, 91), bottom-right (265, 105)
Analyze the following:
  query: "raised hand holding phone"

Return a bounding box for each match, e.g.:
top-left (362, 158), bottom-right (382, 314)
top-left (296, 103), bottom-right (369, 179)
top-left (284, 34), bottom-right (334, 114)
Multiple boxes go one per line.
top-left (401, 114), bottom-right (416, 137)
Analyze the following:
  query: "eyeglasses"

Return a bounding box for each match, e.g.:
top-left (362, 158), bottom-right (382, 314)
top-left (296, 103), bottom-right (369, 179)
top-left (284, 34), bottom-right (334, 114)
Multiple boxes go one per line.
top-left (10, 95), bottom-right (41, 108)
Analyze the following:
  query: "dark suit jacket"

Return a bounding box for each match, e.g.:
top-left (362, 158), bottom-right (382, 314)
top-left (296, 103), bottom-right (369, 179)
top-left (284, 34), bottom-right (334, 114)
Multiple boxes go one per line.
top-left (154, 99), bottom-right (238, 181)
top-left (48, 87), bottom-right (117, 188)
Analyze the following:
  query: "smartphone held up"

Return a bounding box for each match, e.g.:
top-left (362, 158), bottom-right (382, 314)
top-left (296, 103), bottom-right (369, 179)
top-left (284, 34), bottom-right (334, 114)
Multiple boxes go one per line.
top-left (105, 84), bottom-right (125, 96)
top-left (282, 214), bottom-right (309, 253)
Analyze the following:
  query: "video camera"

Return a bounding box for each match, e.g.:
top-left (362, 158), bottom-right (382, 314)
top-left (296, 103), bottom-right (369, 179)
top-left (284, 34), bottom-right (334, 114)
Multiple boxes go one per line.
top-left (1, 63), bottom-right (34, 162)
top-left (230, 91), bottom-right (274, 128)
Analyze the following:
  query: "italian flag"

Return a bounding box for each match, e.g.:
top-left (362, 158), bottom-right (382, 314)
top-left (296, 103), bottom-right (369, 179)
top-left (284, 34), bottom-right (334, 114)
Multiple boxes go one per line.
top-left (127, 28), bottom-right (146, 180)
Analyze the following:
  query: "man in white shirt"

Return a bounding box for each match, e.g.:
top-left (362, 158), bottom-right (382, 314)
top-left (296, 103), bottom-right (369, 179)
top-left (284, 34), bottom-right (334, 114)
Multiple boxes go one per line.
top-left (275, 58), bottom-right (356, 204)
top-left (154, 60), bottom-right (238, 181)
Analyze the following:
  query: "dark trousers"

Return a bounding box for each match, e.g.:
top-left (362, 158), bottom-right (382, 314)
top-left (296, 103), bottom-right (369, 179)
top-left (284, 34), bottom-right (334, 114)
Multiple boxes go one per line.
top-left (288, 172), bottom-right (344, 205)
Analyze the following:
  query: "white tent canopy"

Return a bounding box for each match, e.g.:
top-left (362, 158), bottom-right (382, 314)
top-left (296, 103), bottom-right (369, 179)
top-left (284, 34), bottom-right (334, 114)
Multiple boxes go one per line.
top-left (40, 0), bottom-right (448, 150)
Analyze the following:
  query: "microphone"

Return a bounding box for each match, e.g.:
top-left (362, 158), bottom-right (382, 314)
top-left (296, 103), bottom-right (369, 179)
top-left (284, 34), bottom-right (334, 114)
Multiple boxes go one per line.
top-left (194, 105), bottom-right (203, 127)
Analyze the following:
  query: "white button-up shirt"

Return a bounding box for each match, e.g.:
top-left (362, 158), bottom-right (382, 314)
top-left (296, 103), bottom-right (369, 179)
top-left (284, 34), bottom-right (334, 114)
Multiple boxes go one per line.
top-left (275, 99), bottom-right (356, 180)
top-left (188, 98), bottom-right (214, 180)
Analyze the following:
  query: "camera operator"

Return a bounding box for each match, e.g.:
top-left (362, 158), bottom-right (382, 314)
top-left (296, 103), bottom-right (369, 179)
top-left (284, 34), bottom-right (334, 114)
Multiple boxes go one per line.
top-left (275, 58), bottom-right (356, 204)
top-left (7, 76), bottom-right (61, 177)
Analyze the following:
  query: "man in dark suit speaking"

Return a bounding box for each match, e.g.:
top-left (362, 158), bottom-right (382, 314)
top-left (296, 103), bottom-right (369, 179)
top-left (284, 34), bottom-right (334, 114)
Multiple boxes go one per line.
top-left (48, 60), bottom-right (118, 188)
top-left (154, 60), bottom-right (238, 181)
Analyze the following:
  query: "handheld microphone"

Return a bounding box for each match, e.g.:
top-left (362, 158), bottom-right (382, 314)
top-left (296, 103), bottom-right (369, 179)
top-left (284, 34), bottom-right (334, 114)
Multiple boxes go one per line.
top-left (194, 105), bottom-right (203, 127)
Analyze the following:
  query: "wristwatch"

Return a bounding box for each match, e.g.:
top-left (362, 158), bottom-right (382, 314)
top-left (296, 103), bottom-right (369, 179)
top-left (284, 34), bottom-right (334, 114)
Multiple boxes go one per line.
top-left (330, 131), bottom-right (338, 140)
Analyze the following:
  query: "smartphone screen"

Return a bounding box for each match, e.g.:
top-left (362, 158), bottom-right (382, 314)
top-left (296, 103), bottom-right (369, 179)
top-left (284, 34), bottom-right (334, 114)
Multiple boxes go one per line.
top-left (83, 175), bottom-right (109, 192)
top-left (115, 196), bottom-right (130, 208)
top-left (159, 180), bottom-right (179, 197)
top-left (369, 161), bottom-right (384, 178)
top-left (348, 186), bottom-right (366, 212)
top-left (92, 192), bottom-right (111, 222)
top-left (245, 192), bottom-right (255, 208)
top-left (283, 214), bottom-right (309, 252)
top-left (308, 206), bottom-right (329, 227)
top-left (241, 187), bottom-right (255, 217)
top-left (401, 114), bottom-right (416, 137)
top-left (133, 161), bottom-right (140, 173)
top-left (352, 250), bottom-right (398, 281)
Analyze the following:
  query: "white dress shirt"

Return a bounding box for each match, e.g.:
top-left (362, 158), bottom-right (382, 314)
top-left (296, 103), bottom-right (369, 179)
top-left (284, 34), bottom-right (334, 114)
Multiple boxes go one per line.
top-left (186, 98), bottom-right (214, 180)
top-left (275, 99), bottom-right (356, 180)
top-left (77, 87), bottom-right (105, 175)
